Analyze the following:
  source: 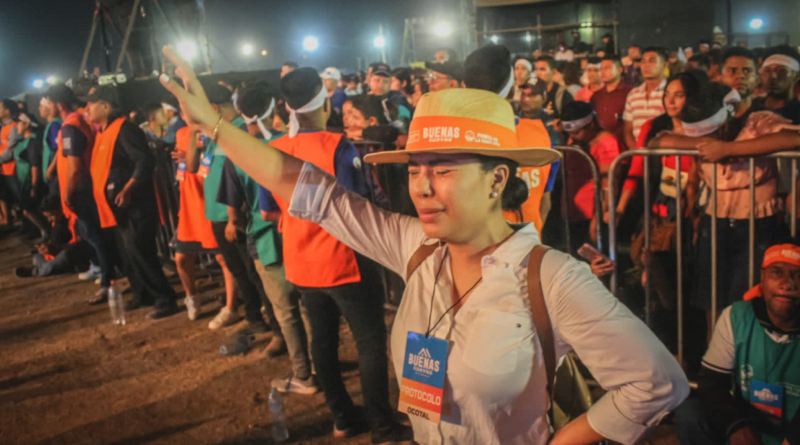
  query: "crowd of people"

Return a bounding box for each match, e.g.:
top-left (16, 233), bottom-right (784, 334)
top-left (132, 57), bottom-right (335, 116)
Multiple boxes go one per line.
top-left (0, 30), bottom-right (799, 445)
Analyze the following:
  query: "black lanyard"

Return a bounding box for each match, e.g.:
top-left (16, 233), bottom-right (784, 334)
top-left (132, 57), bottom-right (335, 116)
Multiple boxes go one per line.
top-left (425, 248), bottom-right (483, 337)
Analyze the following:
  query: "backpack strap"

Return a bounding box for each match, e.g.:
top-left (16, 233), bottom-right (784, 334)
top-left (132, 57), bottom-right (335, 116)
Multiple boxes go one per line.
top-left (527, 245), bottom-right (556, 397)
top-left (406, 242), bottom-right (440, 281)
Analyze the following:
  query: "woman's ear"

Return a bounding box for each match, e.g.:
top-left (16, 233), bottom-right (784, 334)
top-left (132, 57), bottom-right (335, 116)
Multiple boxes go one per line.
top-left (491, 163), bottom-right (512, 194)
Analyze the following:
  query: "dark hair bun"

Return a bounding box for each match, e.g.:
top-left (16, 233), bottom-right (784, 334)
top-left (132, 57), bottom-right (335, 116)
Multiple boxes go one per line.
top-left (502, 176), bottom-right (529, 212)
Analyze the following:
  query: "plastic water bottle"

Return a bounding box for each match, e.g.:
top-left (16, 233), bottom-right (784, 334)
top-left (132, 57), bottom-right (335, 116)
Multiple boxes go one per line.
top-left (219, 334), bottom-right (254, 356)
top-left (108, 282), bottom-right (126, 325)
top-left (269, 387), bottom-right (289, 442)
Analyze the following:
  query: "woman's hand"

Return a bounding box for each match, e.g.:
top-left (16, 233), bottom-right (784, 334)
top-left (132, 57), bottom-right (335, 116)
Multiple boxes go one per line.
top-left (158, 46), bottom-right (221, 135)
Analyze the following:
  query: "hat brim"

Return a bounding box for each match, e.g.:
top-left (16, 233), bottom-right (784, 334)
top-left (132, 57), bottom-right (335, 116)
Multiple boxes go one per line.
top-left (363, 146), bottom-right (561, 167)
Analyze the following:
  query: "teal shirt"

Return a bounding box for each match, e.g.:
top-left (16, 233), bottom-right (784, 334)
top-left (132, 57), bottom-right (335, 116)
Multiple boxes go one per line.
top-left (13, 134), bottom-right (36, 192)
top-left (204, 116), bottom-right (245, 222)
top-left (732, 300), bottom-right (800, 445)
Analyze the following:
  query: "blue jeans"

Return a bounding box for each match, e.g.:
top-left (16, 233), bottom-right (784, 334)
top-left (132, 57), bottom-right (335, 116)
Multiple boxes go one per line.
top-left (673, 397), bottom-right (725, 444)
top-left (297, 278), bottom-right (392, 433)
top-left (33, 242), bottom-right (92, 276)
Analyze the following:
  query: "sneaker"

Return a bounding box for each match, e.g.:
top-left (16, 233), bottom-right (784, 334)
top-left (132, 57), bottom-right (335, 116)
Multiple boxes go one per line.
top-left (89, 287), bottom-right (109, 305)
top-left (147, 305), bottom-right (179, 320)
top-left (208, 307), bottom-right (241, 330)
top-left (263, 334), bottom-right (287, 359)
top-left (371, 422), bottom-right (414, 445)
top-left (271, 374), bottom-right (320, 395)
top-left (184, 295), bottom-right (201, 321)
top-left (15, 267), bottom-right (34, 278)
top-left (78, 264), bottom-right (102, 281)
top-left (333, 407), bottom-right (368, 439)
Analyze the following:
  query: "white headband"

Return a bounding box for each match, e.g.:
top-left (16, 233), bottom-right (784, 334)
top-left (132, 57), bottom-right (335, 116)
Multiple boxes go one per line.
top-left (287, 86), bottom-right (328, 138)
top-left (562, 113), bottom-right (594, 132)
top-left (587, 63), bottom-right (601, 69)
top-left (762, 55), bottom-right (800, 72)
top-left (161, 102), bottom-right (177, 112)
top-left (515, 59), bottom-right (532, 71)
top-left (243, 98), bottom-right (276, 140)
top-left (18, 113), bottom-right (39, 128)
top-left (682, 90), bottom-right (741, 137)
top-left (498, 69), bottom-right (515, 98)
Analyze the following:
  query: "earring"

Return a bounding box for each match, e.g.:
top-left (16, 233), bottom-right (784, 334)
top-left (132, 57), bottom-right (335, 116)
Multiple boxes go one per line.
top-left (491, 192), bottom-right (498, 198)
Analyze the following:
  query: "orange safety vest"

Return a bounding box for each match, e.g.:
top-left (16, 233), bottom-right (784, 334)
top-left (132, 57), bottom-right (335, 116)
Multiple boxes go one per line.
top-left (504, 118), bottom-right (553, 233)
top-left (0, 123), bottom-right (15, 176)
top-left (90, 118), bottom-right (127, 228)
top-left (57, 112), bottom-right (95, 222)
top-left (270, 132), bottom-right (362, 288)
top-left (175, 127), bottom-right (218, 249)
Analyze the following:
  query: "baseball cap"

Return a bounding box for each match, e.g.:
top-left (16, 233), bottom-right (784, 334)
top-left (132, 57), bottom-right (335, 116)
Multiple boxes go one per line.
top-left (370, 62), bottom-right (391, 77)
top-left (86, 85), bottom-right (121, 108)
top-left (425, 60), bottom-right (464, 83)
top-left (320, 67), bottom-right (342, 81)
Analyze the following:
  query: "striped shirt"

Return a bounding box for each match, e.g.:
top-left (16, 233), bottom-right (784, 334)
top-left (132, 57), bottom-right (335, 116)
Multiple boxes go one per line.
top-left (623, 79), bottom-right (666, 140)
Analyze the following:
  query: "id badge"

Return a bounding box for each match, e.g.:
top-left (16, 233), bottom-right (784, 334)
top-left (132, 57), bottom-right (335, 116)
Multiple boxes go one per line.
top-left (750, 379), bottom-right (784, 419)
top-left (398, 332), bottom-right (449, 424)
top-left (197, 152), bottom-right (214, 179)
top-left (176, 161), bottom-right (187, 181)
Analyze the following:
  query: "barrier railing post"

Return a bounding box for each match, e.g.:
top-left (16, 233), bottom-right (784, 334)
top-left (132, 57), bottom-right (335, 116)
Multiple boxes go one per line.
top-left (749, 158), bottom-right (756, 288)
top-left (643, 155), bottom-right (651, 326)
top-left (554, 146), bottom-right (603, 253)
top-left (711, 163), bottom-right (718, 330)
top-left (675, 155), bottom-right (684, 367)
top-left (606, 153), bottom-right (627, 295)
top-left (560, 156), bottom-right (572, 255)
top-left (793, 159), bottom-right (798, 239)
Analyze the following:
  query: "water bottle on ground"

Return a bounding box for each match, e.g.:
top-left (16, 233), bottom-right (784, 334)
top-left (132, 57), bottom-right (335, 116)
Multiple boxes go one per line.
top-left (269, 387), bottom-right (289, 443)
top-left (219, 334), bottom-right (254, 356)
top-left (108, 281), bottom-right (126, 325)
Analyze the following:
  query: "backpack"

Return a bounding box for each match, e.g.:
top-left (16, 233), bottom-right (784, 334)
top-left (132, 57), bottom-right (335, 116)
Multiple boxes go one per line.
top-left (406, 243), bottom-right (594, 431)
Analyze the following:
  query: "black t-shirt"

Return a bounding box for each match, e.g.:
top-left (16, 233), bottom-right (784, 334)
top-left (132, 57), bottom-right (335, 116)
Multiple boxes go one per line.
top-left (24, 136), bottom-right (43, 171)
top-left (105, 120), bottom-right (156, 211)
top-left (217, 157), bottom-right (245, 210)
top-left (726, 100), bottom-right (766, 141)
top-left (751, 97), bottom-right (800, 125)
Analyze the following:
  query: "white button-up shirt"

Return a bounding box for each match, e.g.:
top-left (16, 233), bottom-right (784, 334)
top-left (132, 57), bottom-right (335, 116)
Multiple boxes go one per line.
top-left (288, 162), bottom-right (689, 445)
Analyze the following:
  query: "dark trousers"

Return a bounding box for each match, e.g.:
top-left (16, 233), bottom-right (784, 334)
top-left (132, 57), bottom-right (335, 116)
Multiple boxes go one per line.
top-left (33, 242), bottom-right (92, 276)
top-left (211, 222), bottom-right (280, 331)
top-left (297, 280), bottom-right (393, 432)
top-left (73, 201), bottom-right (115, 288)
top-left (673, 397), bottom-right (725, 444)
top-left (113, 206), bottom-right (176, 309)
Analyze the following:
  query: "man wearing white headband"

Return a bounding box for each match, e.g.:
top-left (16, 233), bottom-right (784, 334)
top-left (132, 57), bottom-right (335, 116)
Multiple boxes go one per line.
top-left (756, 49), bottom-right (800, 125)
top-left (160, 100), bottom-right (186, 144)
top-left (260, 67), bottom-right (410, 442)
top-left (511, 57), bottom-right (537, 107)
top-left (575, 56), bottom-right (604, 102)
top-left (561, 100), bottom-right (622, 252)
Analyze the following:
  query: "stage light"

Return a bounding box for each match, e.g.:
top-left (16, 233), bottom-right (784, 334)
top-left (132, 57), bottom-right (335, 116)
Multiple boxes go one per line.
top-left (261, 49), bottom-right (268, 56)
top-left (46, 76), bottom-right (57, 85)
top-left (490, 35), bottom-right (499, 44)
top-left (177, 40), bottom-right (198, 60)
top-left (749, 18), bottom-right (763, 30)
top-left (32, 79), bottom-right (44, 89)
top-left (242, 43), bottom-right (254, 56)
top-left (374, 36), bottom-right (386, 48)
top-left (525, 33), bottom-right (533, 42)
top-left (433, 22), bottom-right (452, 37)
top-left (303, 36), bottom-right (319, 51)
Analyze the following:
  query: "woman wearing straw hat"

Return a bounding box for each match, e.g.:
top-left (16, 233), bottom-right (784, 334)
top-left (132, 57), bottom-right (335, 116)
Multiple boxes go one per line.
top-left (159, 46), bottom-right (689, 445)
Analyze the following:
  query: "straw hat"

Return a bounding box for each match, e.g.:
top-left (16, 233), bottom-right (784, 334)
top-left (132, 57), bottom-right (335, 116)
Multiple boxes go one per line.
top-left (363, 88), bottom-right (560, 167)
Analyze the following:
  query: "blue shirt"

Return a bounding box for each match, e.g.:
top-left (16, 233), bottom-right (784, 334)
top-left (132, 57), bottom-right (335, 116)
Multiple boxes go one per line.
top-left (330, 89), bottom-right (348, 114)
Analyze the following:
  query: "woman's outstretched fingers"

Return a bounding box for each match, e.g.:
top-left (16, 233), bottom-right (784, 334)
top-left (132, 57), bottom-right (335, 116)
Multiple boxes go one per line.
top-left (159, 73), bottom-right (188, 102)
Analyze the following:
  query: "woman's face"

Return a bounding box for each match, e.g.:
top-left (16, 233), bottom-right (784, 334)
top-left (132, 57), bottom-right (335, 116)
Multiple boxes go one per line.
top-left (664, 80), bottom-right (686, 118)
top-left (408, 153), bottom-right (507, 242)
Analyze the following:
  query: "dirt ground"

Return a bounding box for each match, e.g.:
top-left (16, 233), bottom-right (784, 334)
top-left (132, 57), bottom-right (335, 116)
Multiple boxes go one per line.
top-left (0, 232), bottom-right (682, 445)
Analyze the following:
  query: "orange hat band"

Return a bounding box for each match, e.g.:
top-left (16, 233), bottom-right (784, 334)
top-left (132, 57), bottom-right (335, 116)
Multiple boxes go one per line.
top-left (406, 115), bottom-right (519, 152)
top-left (762, 244), bottom-right (800, 269)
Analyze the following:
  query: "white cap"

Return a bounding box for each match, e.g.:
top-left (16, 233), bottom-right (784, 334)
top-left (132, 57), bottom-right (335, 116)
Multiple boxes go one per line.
top-left (320, 67), bottom-right (342, 81)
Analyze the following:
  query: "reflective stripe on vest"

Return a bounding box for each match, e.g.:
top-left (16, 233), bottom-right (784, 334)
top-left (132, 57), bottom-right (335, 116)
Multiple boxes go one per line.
top-left (57, 112), bottom-right (95, 221)
top-left (0, 124), bottom-right (15, 176)
top-left (269, 131), bottom-right (362, 288)
top-left (504, 118), bottom-right (553, 233)
top-left (90, 118), bottom-right (126, 228)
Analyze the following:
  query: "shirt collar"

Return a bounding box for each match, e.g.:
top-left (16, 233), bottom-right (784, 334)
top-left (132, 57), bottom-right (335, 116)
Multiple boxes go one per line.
top-left (482, 223), bottom-right (542, 267)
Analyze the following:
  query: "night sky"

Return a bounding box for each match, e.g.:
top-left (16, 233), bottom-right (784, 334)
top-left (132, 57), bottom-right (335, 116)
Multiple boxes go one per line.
top-left (0, 0), bottom-right (461, 99)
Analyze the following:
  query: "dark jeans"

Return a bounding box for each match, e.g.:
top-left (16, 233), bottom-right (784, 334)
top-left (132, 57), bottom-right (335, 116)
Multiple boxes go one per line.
top-left (73, 200), bottom-right (115, 288)
top-left (693, 215), bottom-right (785, 311)
top-left (673, 397), bottom-right (725, 444)
top-left (33, 242), bottom-right (92, 276)
top-left (211, 222), bottom-right (280, 331)
top-left (113, 206), bottom-right (176, 309)
top-left (297, 281), bottom-right (393, 432)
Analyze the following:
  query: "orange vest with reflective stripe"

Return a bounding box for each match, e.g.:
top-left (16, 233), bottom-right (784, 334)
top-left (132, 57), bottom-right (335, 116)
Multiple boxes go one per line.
top-left (175, 127), bottom-right (218, 248)
top-left (90, 118), bottom-right (126, 228)
top-left (57, 112), bottom-right (95, 221)
top-left (269, 132), bottom-right (362, 288)
top-left (1, 123), bottom-right (15, 176)
top-left (504, 118), bottom-right (553, 233)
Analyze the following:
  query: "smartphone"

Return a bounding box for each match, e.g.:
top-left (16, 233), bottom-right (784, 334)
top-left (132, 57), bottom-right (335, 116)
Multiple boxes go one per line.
top-left (577, 243), bottom-right (609, 263)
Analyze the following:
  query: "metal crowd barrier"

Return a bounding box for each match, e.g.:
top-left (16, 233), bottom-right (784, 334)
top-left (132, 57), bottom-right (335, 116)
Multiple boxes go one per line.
top-left (554, 145), bottom-right (604, 254)
top-left (607, 149), bottom-right (800, 365)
